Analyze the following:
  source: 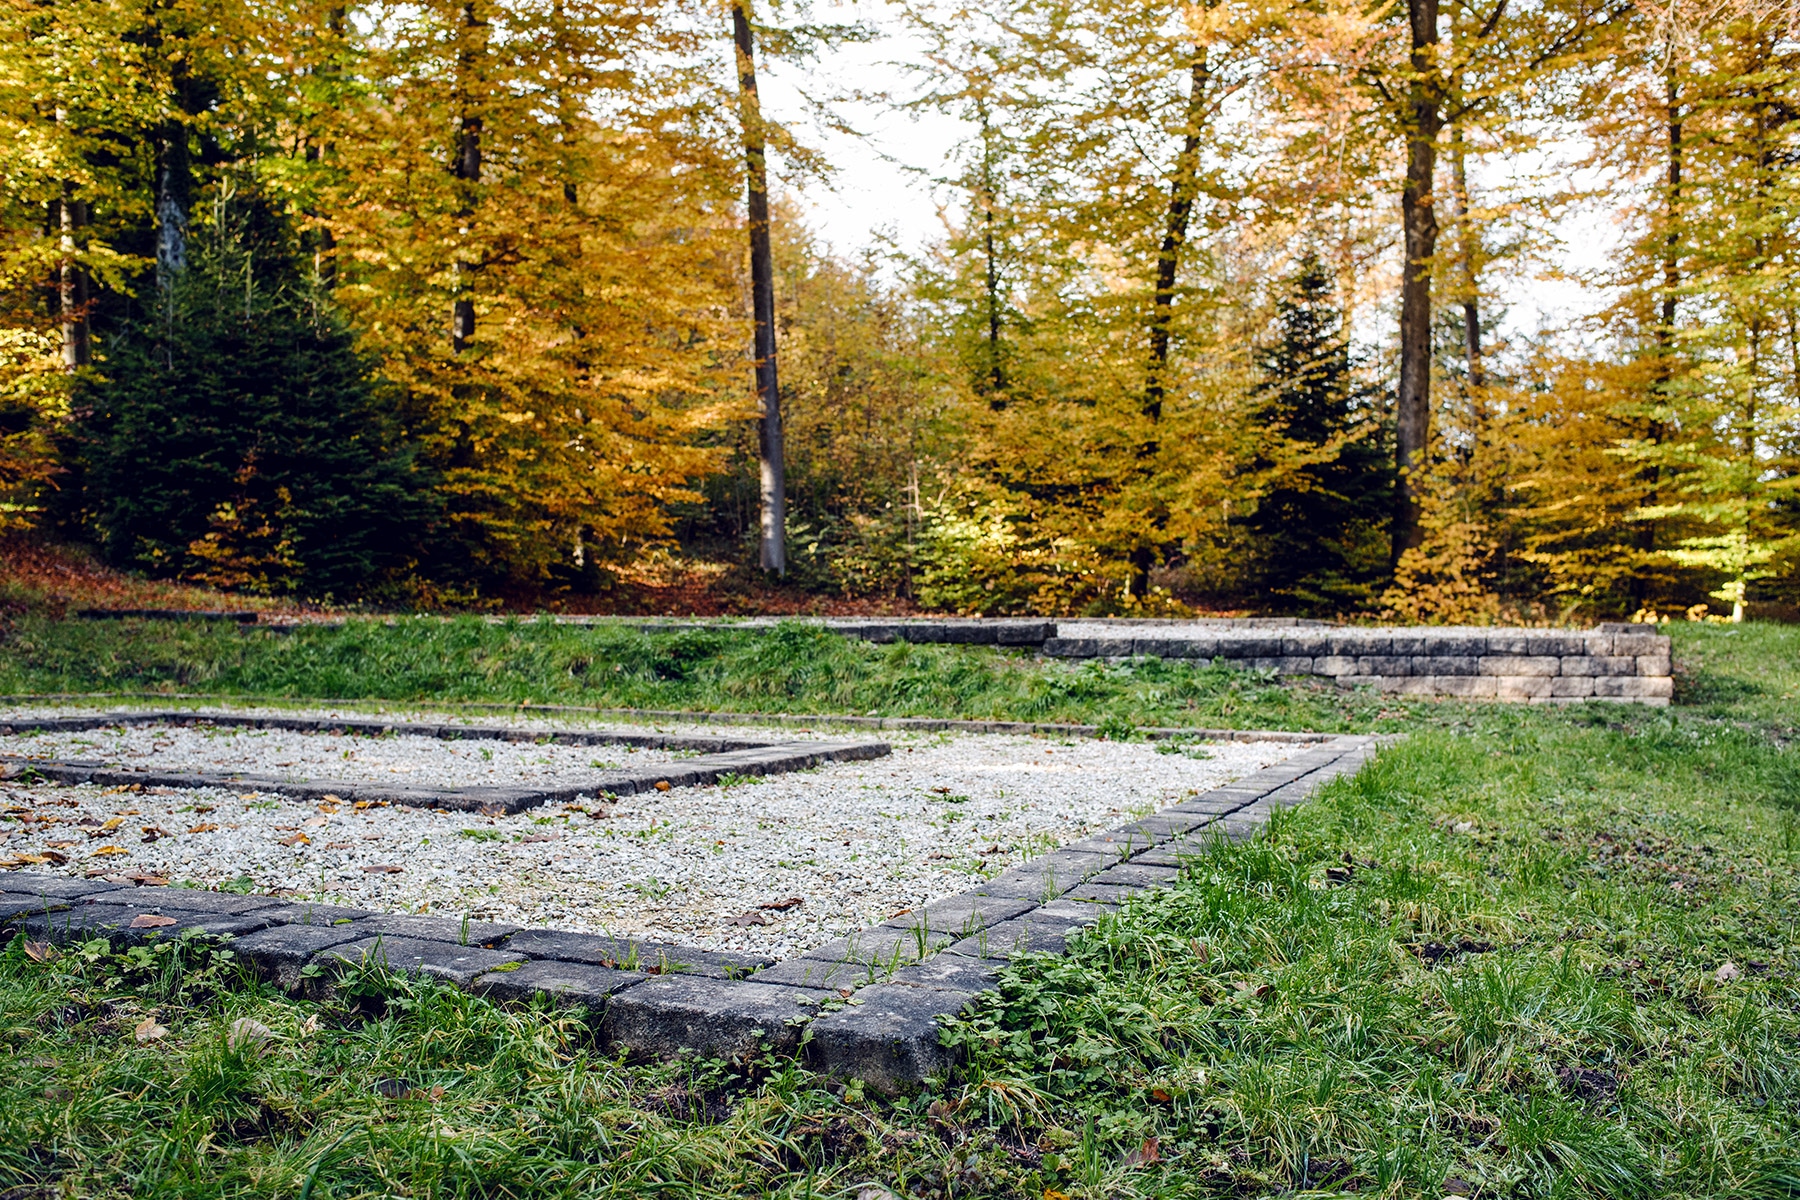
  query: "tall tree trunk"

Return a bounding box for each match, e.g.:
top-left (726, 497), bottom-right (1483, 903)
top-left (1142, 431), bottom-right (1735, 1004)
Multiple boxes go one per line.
top-left (451, 1), bottom-right (484, 353)
top-left (1126, 53), bottom-right (1210, 601)
top-left (1639, 63), bottom-right (1682, 589)
top-left (57, 195), bottom-right (89, 368)
top-left (154, 118), bottom-right (190, 289)
top-left (1144, 55), bottom-right (1208, 424)
top-left (733, 0), bottom-right (784, 575)
top-left (977, 108), bottom-right (1005, 409)
top-left (1392, 0), bottom-right (1442, 563)
top-left (1448, 124), bottom-right (1482, 391)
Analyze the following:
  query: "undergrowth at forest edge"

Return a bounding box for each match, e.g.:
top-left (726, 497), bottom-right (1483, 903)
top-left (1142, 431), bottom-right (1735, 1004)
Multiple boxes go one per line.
top-left (2, 621), bottom-right (1798, 1196)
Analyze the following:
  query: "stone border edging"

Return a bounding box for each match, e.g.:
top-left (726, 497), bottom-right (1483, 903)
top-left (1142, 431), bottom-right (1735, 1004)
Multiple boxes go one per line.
top-left (2, 721), bottom-right (1374, 1092)
top-left (0, 711), bottom-right (889, 814)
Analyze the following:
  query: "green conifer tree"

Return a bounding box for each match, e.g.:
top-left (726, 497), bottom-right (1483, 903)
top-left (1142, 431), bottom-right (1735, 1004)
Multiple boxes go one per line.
top-left (1242, 256), bottom-right (1393, 612)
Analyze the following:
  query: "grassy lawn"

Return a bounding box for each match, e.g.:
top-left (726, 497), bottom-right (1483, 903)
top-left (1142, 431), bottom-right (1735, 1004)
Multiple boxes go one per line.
top-left (2, 619), bottom-right (1798, 1197)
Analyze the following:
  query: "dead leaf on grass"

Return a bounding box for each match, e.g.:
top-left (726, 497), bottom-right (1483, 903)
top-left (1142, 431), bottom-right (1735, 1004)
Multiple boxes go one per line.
top-left (133, 1017), bottom-right (168, 1043)
top-left (22, 941), bottom-right (57, 962)
top-left (1122, 1137), bottom-right (1160, 1167)
top-left (227, 1018), bottom-right (272, 1053)
top-left (1716, 962), bottom-right (1742, 983)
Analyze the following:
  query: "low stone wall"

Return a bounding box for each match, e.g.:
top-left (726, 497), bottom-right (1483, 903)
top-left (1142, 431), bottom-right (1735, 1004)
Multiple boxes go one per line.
top-left (1045, 623), bottom-right (1674, 705)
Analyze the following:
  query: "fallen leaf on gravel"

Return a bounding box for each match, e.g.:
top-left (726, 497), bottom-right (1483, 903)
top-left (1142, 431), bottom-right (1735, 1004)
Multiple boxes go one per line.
top-left (303, 817), bottom-right (330, 828)
top-left (130, 914), bottom-right (177, 928)
top-left (91, 845), bottom-right (129, 857)
top-left (729, 912), bottom-right (771, 926)
top-left (22, 941), bottom-right (57, 962)
top-left (100, 817), bottom-right (125, 831)
top-left (278, 833), bottom-right (310, 847)
top-left (325, 841), bottom-right (354, 849)
top-left (126, 873), bottom-right (169, 885)
top-left (134, 1017), bottom-right (168, 1042)
top-left (227, 1018), bottom-right (272, 1053)
top-left (1716, 962), bottom-right (1742, 983)
top-left (519, 833), bottom-right (559, 844)
top-left (187, 823), bottom-right (218, 834)
top-left (759, 897), bottom-right (804, 911)
top-left (362, 864), bottom-right (404, 874)
top-left (654, 780), bottom-right (672, 791)
top-left (322, 794), bottom-right (343, 804)
top-left (140, 827), bottom-right (171, 842)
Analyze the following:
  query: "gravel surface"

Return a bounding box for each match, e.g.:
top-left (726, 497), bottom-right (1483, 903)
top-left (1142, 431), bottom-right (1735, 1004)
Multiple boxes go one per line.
top-left (0, 708), bottom-right (1301, 958)
top-left (0, 722), bottom-right (681, 789)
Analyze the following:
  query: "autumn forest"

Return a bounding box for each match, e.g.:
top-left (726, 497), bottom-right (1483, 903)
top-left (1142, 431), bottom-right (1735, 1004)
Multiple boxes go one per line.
top-left (1, 0), bottom-right (1796, 620)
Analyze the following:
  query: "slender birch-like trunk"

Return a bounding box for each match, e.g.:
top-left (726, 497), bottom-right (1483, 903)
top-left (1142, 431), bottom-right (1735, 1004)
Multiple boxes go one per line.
top-left (1393, 0), bottom-right (1442, 562)
top-left (733, 0), bottom-right (784, 575)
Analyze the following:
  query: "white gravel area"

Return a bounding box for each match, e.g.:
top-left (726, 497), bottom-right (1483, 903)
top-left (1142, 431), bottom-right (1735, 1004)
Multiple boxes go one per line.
top-left (0, 709), bottom-right (1302, 958)
top-left (0, 722), bottom-right (679, 789)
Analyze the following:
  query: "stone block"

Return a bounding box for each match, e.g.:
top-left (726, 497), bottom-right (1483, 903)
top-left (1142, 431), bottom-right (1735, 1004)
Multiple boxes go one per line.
top-left (1132, 638), bottom-right (1215, 659)
top-left (1128, 845), bottom-right (1203, 868)
top-left (803, 924), bottom-right (950, 975)
top-left (122, 887), bottom-right (287, 915)
top-left (0, 894), bottom-right (69, 921)
top-left (255, 902), bottom-right (374, 926)
top-left (1312, 655), bottom-right (1359, 676)
top-left (1169, 789), bottom-right (1257, 814)
top-left (1335, 674), bottom-right (1400, 691)
top-left (1593, 675), bottom-right (1674, 699)
top-left (1479, 655), bottom-right (1560, 677)
top-left (1110, 811), bottom-right (1214, 842)
top-left (316, 936), bottom-right (525, 987)
top-left (1595, 656), bottom-right (1639, 676)
top-left (232, 922), bottom-right (369, 989)
top-left (1088, 862), bottom-right (1181, 890)
top-left (1558, 656), bottom-right (1600, 677)
top-left (750, 956), bottom-right (874, 990)
top-left (472, 960), bottom-right (645, 1012)
top-left (805, 984), bottom-right (972, 1090)
top-left (1637, 654), bottom-right (1672, 677)
top-left (974, 850), bottom-right (1110, 899)
top-left (1424, 634), bottom-right (1488, 657)
top-left (887, 894), bottom-right (1036, 937)
top-left (1388, 635), bottom-right (1428, 655)
top-left (1525, 634), bottom-right (1586, 656)
top-left (947, 910), bottom-right (1090, 959)
top-left (1329, 634), bottom-right (1390, 656)
top-left (1495, 676), bottom-right (1553, 700)
top-left (1581, 632), bottom-right (1615, 655)
top-left (996, 622), bottom-right (1055, 645)
top-left (353, 914), bottom-right (520, 948)
top-left (892, 954), bottom-right (1004, 993)
top-left (1357, 656), bottom-right (1413, 676)
top-left (503, 929), bottom-right (769, 978)
top-left (1427, 675), bottom-right (1499, 698)
top-left (1613, 632), bottom-right (1668, 656)
top-left (0, 876), bottom-right (127, 901)
top-left (1486, 632), bottom-right (1530, 654)
top-left (1272, 656), bottom-right (1315, 674)
top-left (1059, 830), bottom-right (1156, 858)
top-left (1550, 676), bottom-right (1595, 698)
top-left (1213, 635), bottom-right (1281, 657)
top-left (1412, 655), bottom-right (1479, 676)
top-left (1059, 882), bottom-right (1136, 904)
top-left (602, 976), bottom-right (825, 1057)
top-left (1280, 634), bottom-right (1330, 657)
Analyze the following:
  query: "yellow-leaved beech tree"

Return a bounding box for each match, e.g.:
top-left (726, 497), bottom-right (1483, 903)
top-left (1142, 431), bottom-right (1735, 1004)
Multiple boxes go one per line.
top-left (284, 0), bottom-right (745, 593)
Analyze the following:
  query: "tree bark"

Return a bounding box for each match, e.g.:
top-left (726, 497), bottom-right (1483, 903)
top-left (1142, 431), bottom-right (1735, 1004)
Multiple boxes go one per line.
top-left (451, 1), bottom-right (484, 353)
top-left (733, 0), bottom-right (784, 575)
top-left (1392, 0), bottom-right (1442, 563)
top-left (58, 195), bottom-right (89, 368)
top-left (154, 118), bottom-right (191, 289)
top-left (1448, 124), bottom-right (1482, 391)
top-left (978, 108), bottom-right (1005, 409)
top-left (1145, 56), bottom-right (1208, 425)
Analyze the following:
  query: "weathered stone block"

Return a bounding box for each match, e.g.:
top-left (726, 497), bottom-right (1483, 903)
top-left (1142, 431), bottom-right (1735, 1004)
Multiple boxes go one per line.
top-left (232, 922), bottom-right (369, 989)
top-left (1088, 862), bottom-right (1181, 890)
top-left (1032, 899), bottom-right (1117, 923)
top-left (255, 902), bottom-right (374, 926)
top-left (1550, 676), bottom-right (1595, 698)
top-left (1389, 635), bottom-right (1428, 655)
top-left (1329, 634), bottom-right (1390, 656)
top-left (1058, 883), bottom-right (1137, 904)
top-left (1558, 656), bottom-right (1600, 677)
top-left (1281, 634), bottom-right (1330, 657)
top-left (1496, 676), bottom-right (1554, 700)
top-left (996, 622), bottom-right (1055, 645)
top-left (1613, 632), bottom-right (1667, 656)
top-left (974, 850), bottom-right (1110, 899)
top-left (1429, 676), bottom-right (1499, 698)
top-left (891, 954), bottom-right (1003, 994)
top-left (1216, 635), bottom-right (1284, 657)
top-left (603, 976), bottom-right (826, 1057)
top-left (1413, 655), bottom-right (1479, 676)
top-left (353, 914), bottom-right (519, 948)
top-left (0, 876), bottom-right (127, 901)
top-left (473, 960), bottom-right (645, 1012)
top-left (1479, 655), bottom-right (1560, 677)
top-left (124, 887), bottom-right (286, 915)
top-left (1594, 656), bottom-right (1638, 675)
top-left (751, 956), bottom-right (873, 990)
top-left (1424, 634), bottom-right (1488, 657)
top-left (1486, 632), bottom-right (1530, 654)
top-left (315, 936), bottom-right (525, 987)
top-left (1525, 634), bottom-right (1586, 656)
top-left (1110, 811), bottom-right (1214, 842)
top-left (946, 910), bottom-right (1090, 959)
top-left (1637, 654), bottom-right (1672, 677)
top-left (888, 894), bottom-right (1035, 937)
top-left (805, 984), bottom-right (972, 1090)
top-left (1313, 655), bottom-right (1359, 676)
top-left (1129, 845), bottom-right (1203, 868)
top-left (503, 929), bottom-right (768, 978)
top-left (1357, 656), bottom-right (1413, 676)
top-left (1593, 675), bottom-right (1674, 699)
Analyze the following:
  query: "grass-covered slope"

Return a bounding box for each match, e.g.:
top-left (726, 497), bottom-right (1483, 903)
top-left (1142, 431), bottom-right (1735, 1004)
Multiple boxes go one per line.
top-left (2, 621), bottom-right (1797, 1197)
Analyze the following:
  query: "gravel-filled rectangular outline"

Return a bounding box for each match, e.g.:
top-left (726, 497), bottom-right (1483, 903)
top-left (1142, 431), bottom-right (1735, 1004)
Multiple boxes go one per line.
top-left (1, 723), bottom-right (1373, 1091)
top-left (0, 711), bottom-right (890, 813)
